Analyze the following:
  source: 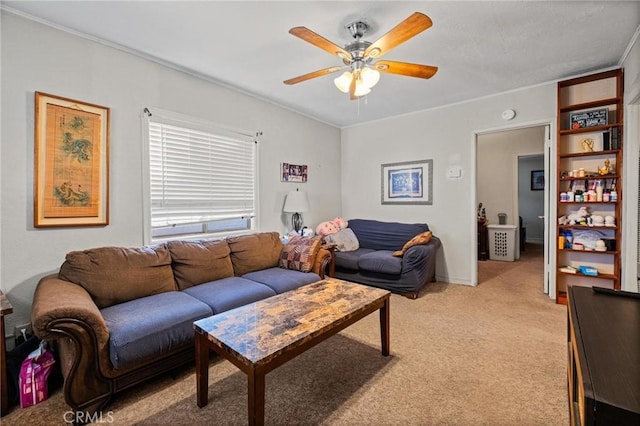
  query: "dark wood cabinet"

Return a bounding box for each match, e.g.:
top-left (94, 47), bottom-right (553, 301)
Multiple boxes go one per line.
top-left (567, 286), bottom-right (640, 425)
top-left (477, 219), bottom-right (488, 261)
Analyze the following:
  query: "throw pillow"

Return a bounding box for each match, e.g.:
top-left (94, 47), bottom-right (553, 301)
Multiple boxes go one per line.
top-left (167, 239), bottom-right (234, 290)
top-left (59, 244), bottom-right (176, 309)
top-left (324, 228), bottom-right (360, 252)
top-left (279, 236), bottom-right (321, 272)
top-left (227, 232), bottom-right (283, 276)
top-left (392, 231), bottom-right (433, 257)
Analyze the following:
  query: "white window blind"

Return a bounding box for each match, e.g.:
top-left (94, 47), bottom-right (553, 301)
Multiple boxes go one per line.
top-left (147, 114), bottom-right (256, 240)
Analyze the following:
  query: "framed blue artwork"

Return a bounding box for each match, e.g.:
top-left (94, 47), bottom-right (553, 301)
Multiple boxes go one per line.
top-left (381, 159), bottom-right (433, 205)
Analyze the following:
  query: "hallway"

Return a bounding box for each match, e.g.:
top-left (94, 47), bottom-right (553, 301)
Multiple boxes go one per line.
top-left (478, 243), bottom-right (544, 289)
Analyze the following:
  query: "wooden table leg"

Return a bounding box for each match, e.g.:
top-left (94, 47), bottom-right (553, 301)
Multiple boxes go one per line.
top-left (328, 246), bottom-right (336, 278)
top-left (247, 369), bottom-right (265, 426)
top-left (195, 330), bottom-right (209, 408)
top-left (380, 296), bottom-right (390, 356)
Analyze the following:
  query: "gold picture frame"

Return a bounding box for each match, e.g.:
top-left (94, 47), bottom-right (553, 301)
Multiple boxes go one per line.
top-left (34, 92), bottom-right (110, 227)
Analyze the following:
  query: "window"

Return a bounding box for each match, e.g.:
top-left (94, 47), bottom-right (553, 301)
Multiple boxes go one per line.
top-left (144, 109), bottom-right (257, 242)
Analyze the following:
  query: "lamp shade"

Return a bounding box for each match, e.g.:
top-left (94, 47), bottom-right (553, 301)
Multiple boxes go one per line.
top-left (334, 71), bottom-right (352, 93)
top-left (361, 66), bottom-right (380, 88)
top-left (354, 81), bottom-right (371, 97)
top-left (283, 189), bottom-right (309, 213)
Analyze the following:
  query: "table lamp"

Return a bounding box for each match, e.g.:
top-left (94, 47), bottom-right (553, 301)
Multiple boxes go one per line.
top-left (283, 189), bottom-right (309, 233)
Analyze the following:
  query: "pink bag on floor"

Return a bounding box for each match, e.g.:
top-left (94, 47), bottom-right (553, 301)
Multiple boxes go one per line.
top-left (18, 341), bottom-right (56, 408)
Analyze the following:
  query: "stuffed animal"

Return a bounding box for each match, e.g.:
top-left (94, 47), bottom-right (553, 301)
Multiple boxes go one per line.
top-left (568, 206), bottom-right (589, 225)
top-left (333, 216), bottom-right (348, 230)
top-left (315, 216), bottom-right (348, 237)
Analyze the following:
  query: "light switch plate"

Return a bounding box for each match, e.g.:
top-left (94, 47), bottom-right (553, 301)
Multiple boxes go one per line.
top-left (446, 166), bottom-right (462, 178)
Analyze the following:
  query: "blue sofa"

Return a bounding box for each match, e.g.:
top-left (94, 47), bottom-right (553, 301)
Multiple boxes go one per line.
top-left (331, 219), bottom-right (440, 298)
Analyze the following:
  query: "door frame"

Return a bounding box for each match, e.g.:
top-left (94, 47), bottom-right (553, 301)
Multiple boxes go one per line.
top-left (472, 119), bottom-right (556, 298)
top-left (622, 97), bottom-right (640, 291)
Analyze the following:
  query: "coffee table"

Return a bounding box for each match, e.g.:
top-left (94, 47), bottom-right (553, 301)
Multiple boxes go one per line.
top-left (194, 278), bottom-right (390, 425)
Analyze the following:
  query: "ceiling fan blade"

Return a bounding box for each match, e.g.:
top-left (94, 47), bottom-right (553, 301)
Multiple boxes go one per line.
top-left (284, 66), bottom-right (342, 85)
top-left (364, 12), bottom-right (433, 59)
top-left (349, 76), bottom-right (357, 100)
top-left (373, 60), bottom-right (438, 79)
top-left (289, 27), bottom-right (353, 61)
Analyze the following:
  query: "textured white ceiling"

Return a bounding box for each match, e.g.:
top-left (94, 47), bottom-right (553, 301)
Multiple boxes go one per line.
top-left (4, 1), bottom-right (639, 127)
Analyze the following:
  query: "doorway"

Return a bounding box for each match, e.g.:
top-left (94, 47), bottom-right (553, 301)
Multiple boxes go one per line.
top-left (476, 125), bottom-right (548, 287)
top-left (518, 154), bottom-right (545, 249)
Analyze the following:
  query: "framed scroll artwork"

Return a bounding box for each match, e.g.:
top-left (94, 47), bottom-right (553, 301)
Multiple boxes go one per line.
top-left (34, 92), bottom-right (110, 227)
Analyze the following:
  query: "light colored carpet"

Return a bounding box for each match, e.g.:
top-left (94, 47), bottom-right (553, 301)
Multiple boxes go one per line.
top-left (4, 244), bottom-right (568, 425)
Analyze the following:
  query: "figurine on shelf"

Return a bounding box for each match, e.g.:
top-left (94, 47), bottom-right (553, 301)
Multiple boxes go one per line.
top-left (598, 159), bottom-right (611, 176)
top-left (477, 203), bottom-right (487, 220)
top-left (568, 206), bottom-right (590, 226)
top-left (581, 138), bottom-right (595, 152)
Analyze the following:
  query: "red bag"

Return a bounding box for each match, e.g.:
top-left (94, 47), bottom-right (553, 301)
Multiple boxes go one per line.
top-left (18, 342), bottom-right (55, 408)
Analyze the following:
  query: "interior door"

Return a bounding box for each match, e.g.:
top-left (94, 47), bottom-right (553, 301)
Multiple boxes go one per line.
top-left (543, 124), bottom-right (552, 294)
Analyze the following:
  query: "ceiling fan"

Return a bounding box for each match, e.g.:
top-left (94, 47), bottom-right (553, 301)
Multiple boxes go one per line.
top-left (284, 12), bottom-right (438, 100)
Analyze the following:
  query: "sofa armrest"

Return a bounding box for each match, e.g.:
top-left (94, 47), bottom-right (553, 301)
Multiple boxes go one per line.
top-left (312, 248), bottom-right (332, 279)
top-left (402, 237), bottom-right (440, 270)
top-left (32, 275), bottom-right (109, 344)
top-left (31, 274), bottom-right (112, 412)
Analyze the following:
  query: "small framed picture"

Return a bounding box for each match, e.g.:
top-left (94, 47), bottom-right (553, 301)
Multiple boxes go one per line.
top-left (531, 170), bottom-right (545, 191)
top-left (281, 163), bottom-right (308, 182)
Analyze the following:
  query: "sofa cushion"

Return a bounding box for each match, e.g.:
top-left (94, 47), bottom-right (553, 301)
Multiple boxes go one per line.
top-left (242, 267), bottom-right (320, 294)
top-left (334, 248), bottom-right (376, 271)
top-left (392, 231), bottom-right (433, 257)
top-left (101, 291), bottom-right (212, 370)
top-left (167, 239), bottom-right (234, 290)
top-left (59, 244), bottom-right (176, 309)
top-left (324, 228), bottom-right (359, 252)
top-left (227, 232), bottom-right (283, 276)
top-left (358, 251), bottom-right (402, 275)
top-left (347, 219), bottom-right (429, 251)
top-left (279, 236), bottom-right (321, 272)
top-left (183, 277), bottom-right (276, 314)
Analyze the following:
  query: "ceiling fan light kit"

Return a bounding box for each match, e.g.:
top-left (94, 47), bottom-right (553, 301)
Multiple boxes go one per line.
top-left (285, 12), bottom-right (438, 100)
top-left (333, 66), bottom-right (380, 95)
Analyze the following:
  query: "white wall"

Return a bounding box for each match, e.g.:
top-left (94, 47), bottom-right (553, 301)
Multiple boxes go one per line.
top-left (0, 12), bottom-right (341, 334)
top-left (341, 84), bottom-right (556, 285)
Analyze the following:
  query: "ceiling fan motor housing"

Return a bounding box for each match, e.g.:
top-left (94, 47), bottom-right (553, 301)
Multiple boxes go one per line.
top-left (343, 40), bottom-right (372, 65)
top-left (346, 19), bottom-right (370, 40)
top-left (342, 19), bottom-right (374, 65)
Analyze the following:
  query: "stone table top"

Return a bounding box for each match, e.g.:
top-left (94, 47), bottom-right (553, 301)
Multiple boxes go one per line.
top-left (0, 292), bottom-right (12, 316)
top-left (194, 278), bottom-right (389, 368)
